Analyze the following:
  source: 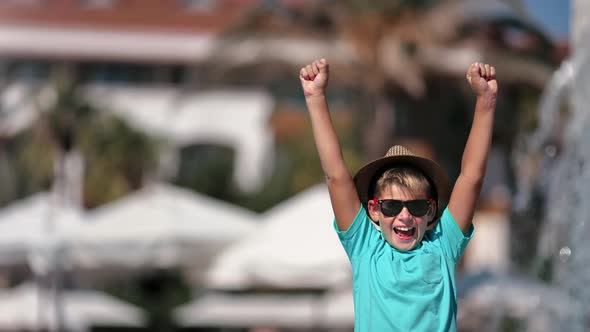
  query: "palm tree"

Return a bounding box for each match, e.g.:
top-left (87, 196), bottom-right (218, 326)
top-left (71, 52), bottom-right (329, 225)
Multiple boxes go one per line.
top-left (198, 0), bottom-right (555, 155)
top-left (1, 67), bottom-right (160, 209)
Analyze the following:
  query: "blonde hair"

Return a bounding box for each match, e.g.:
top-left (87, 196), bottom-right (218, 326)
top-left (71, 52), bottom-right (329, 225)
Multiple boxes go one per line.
top-left (374, 167), bottom-right (433, 199)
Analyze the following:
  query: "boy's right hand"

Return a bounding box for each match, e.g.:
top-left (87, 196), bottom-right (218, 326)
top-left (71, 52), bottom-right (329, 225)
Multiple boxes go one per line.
top-left (300, 58), bottom-right (329, 98)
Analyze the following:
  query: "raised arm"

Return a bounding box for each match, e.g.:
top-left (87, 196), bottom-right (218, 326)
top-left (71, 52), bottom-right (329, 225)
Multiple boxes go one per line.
top-left (448, 62), bottom-right (498, 234)
top-left (300, 59), bottom-right (360, 230)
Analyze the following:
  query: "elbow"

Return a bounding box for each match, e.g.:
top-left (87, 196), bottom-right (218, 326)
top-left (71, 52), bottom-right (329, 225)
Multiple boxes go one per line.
top-left (325, 171), bottom-right (352, 186)
top-left (460, 163), bottom-right (486, 182)
top-left (460, 173), bottom-right (485, 192)
top-left (459, 168), bottom-right (485, 188)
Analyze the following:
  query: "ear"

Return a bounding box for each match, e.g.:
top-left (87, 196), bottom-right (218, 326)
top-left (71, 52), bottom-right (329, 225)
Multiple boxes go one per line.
top-left (367, 200), bottom-right (381, 222)
top-left (428, 201), bottom-right (438, 219)
top-left (426, 202), bottom-right (438, 230)
top-left (428, 200), bottom-right (438, 218)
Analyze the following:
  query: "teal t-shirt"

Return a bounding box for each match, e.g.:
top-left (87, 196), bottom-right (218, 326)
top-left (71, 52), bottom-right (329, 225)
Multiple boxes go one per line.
top-left (335, 206), bottom-right (474, 332)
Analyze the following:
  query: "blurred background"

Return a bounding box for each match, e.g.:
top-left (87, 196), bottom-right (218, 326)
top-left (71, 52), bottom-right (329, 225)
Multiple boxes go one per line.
top-left (0, 0), bottom-right (583, 331)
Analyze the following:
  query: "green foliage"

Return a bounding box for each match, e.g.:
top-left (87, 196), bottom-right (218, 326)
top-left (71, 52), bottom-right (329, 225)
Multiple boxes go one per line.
top-left (0, 79), bottom-right (159, 208)
top-left (499, 315), bottom-right (524, 332)
top-left (78, 114), bottom-right (160, 208)
top-left (0, 130), bottom-right (54, 206)
top-left (104, 268), bottom-right (191, 332)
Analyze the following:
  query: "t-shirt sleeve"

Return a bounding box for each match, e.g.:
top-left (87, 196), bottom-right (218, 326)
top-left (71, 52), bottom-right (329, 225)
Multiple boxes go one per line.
top-left (435, 207), bottom-right (474, 262)
top-left (333, 205), bottom-right (376, 259)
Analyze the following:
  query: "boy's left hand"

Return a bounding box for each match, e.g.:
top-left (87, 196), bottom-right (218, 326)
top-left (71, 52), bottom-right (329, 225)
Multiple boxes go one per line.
top-left (466, 62), bottom-right (497, 98)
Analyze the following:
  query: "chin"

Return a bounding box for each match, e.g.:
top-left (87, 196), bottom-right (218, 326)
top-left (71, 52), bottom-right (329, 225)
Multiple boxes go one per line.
top-left (384, 228), bottom-right (424, 250)
top-left (385, 236), bottom-right (420, 251)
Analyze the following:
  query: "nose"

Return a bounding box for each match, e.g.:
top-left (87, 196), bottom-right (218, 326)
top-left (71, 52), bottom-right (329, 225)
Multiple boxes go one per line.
top-left (396, 206), bottom-right (412, 220)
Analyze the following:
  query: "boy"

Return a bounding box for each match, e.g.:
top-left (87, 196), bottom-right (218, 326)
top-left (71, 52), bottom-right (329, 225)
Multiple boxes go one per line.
top-left (300, 58), bottom-right (497, 331)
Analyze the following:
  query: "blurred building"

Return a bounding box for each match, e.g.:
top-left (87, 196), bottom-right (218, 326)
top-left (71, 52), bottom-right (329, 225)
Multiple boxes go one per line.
top-left (0, 0), bottom-right (255, 66)
top-left (0, 0), bottom-right (279, 192)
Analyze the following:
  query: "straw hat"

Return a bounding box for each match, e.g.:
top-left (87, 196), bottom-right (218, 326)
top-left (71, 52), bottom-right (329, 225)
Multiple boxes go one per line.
top-left (353, 145), bottom-right (451, 219)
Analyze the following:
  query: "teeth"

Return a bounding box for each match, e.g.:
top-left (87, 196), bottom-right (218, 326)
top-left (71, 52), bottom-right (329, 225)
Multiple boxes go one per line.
top-left (395, 226), bottom-right (412, 231)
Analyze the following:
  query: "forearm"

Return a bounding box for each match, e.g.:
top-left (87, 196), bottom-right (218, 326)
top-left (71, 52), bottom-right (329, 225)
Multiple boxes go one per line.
top-left (300, 58), bottom-right (359, 230)
top-left (450, 62), bottom-right (497, 233)
top-left (460, 95), bottom-right (496, 182)
top-left (449, 95), bottom-right (496, 232)
top-left (306, 95), bottom-right (351, 181)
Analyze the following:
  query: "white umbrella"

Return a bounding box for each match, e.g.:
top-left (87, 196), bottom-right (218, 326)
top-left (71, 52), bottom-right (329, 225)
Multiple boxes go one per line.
top-left (0, 283), bottom-right (145, 332)
top-left (0, 193), bottom-right (85, 268)
top-left (173, 292), bottom-right (320, 329)
top-left (67, 183), bottom-right (258, 269)
top-left (320, 288), bottom-right (355, 328)
top-left (174, 288), bottom-right (355, 329)
top-left (205, 184), bottom-right (351, 290)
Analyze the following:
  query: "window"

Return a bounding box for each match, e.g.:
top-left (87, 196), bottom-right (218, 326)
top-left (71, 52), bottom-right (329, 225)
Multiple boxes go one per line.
top-left (79, 0), bottom-right (118, 9)
top-left (76, 62), bottom-right (188, 85)
top-left (2, 60), bottom-right (50, 81)
top-left (179, 0), bottom-right (217, 12)
top-left (174, 144), bottom-right (235, 199)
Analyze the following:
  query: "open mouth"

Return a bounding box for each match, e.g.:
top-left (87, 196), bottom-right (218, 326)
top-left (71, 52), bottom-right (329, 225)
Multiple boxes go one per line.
top-left (393, 226), bottom-right (415, 240)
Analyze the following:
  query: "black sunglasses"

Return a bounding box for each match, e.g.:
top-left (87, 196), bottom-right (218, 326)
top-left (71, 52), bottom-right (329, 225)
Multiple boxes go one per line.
top-left (370, 198), bottom-right (434, 217)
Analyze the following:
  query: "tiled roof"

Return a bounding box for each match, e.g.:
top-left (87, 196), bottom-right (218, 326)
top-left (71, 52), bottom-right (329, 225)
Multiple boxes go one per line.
top-left (0, 0), bottom-right (259, 34)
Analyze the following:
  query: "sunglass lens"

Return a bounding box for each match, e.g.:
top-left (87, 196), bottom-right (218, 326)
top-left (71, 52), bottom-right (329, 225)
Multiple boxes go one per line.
top-left (380, 200), bottom-right (403, 216)
top-left (405, 200), bottom-right (429, 216)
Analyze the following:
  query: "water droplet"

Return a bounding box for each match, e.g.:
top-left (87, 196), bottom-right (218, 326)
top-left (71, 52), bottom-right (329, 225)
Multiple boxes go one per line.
top-left (545, 145), bottom-right (557, 158)
top-left (559, 246), bottom-right (572, 262)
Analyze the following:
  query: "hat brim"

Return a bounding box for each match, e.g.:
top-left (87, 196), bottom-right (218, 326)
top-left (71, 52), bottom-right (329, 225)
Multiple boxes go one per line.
top-left (353, 155), bottom-right (451, 220)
